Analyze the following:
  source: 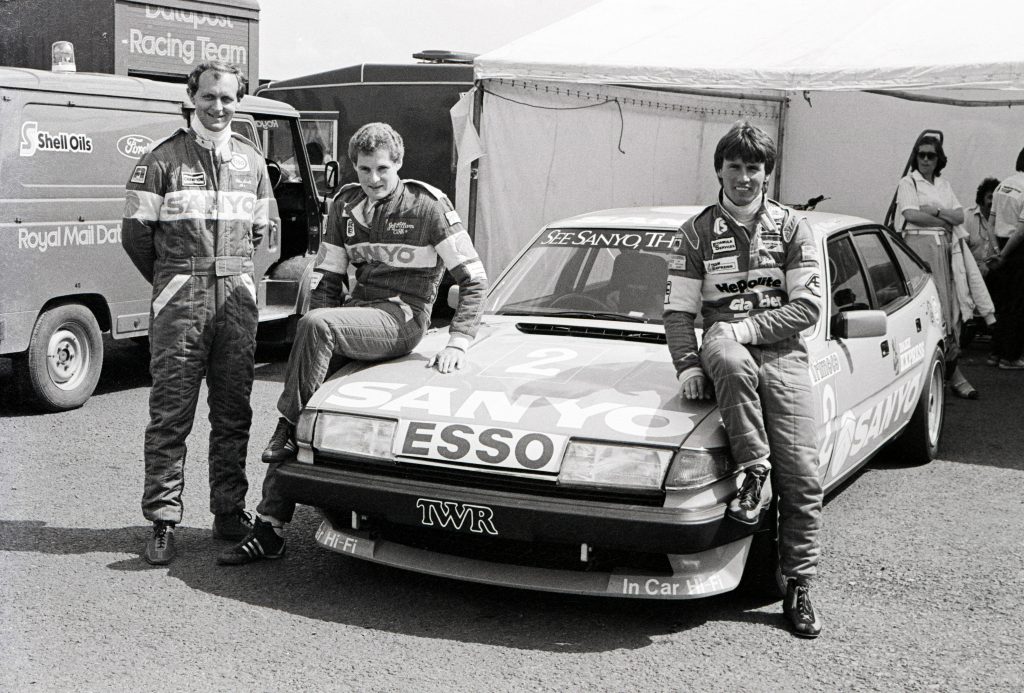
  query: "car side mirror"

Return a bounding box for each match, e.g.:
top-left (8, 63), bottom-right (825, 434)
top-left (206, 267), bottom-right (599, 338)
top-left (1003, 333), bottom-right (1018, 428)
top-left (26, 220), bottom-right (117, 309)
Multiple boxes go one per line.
top-left (830, 309), bottom-right (887, 339)
top-left (447, 284), bottom-right (459, 310)
top-left (323, 160), bottom-right (340, 193)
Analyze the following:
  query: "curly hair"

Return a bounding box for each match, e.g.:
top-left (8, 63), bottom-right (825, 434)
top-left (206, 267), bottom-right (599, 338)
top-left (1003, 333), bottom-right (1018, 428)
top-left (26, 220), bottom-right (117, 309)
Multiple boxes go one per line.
top-left (976, 177), bottom-right (1000, 206)
top-left (347, 122), bottom-right (404, 164)
top-left (186, 62), bottom-right (247, 101)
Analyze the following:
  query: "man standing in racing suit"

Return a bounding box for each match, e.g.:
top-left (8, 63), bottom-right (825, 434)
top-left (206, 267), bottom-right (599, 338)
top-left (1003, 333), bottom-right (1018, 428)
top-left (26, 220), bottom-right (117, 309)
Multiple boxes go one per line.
top-left (664, 121), bottom-right (824, 638)
top-left (122, 62), bottom-right (276, 566)
top-left (218, 122), bottom-right (488, 565)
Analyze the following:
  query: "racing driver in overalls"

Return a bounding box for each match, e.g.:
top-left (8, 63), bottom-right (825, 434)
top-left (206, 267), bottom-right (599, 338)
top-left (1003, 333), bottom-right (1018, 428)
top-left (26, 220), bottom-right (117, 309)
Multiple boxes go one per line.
top-left (122, 61), bottom-right (277, 566)
top-left (664, 121), bottom-right (824, 638)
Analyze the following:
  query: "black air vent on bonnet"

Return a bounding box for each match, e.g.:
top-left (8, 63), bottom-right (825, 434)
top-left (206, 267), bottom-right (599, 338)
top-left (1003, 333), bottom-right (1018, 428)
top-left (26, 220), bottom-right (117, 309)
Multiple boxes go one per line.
top-left (515, 322), bottom-right (666, 345)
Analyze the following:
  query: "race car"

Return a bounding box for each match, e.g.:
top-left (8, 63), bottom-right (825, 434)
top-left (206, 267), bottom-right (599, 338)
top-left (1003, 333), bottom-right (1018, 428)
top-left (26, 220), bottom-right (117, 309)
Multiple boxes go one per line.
top-left (275, 206), bottom-right (947, 599)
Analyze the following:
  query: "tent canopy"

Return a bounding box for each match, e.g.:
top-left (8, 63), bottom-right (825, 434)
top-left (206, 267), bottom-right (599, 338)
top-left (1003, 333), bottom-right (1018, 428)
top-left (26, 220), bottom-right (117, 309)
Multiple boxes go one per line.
top-left (475, 0), bottom-right (1024, 93)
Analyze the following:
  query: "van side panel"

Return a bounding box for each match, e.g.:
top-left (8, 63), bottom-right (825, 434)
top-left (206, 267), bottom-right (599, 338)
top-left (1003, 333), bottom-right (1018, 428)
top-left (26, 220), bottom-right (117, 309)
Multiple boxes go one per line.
top-left (0, 87), bottom-right (183, 354)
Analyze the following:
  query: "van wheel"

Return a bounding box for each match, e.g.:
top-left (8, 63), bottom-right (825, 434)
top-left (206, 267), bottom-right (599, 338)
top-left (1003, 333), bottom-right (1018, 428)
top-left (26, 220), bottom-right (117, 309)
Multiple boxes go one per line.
top-left (891, 348), bottom-right (945, 464)
top-left (19, 304), bottom-right (104, 411)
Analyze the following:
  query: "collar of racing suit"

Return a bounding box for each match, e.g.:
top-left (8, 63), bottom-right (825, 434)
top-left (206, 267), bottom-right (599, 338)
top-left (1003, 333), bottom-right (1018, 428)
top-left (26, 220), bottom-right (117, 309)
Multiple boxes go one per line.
top-left (719, 189), bottom-right (763, 226)
top-left (189, 114), bottom-right (233, 162)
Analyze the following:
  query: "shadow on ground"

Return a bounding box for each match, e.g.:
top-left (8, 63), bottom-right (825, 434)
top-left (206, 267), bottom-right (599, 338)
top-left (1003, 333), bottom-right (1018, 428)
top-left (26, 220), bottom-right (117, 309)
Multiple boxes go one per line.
top-left (0, 512), bottom-right (790, 652)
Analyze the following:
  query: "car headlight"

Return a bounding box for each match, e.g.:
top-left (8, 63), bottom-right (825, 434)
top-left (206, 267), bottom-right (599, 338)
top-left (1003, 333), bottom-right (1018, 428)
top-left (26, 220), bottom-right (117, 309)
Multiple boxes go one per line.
top-left (558, 441), bottom-right (673, 491)
top-left (664, 447), bottom-right (733, 490)
top-left (313, 412), bottom-right (398, 461)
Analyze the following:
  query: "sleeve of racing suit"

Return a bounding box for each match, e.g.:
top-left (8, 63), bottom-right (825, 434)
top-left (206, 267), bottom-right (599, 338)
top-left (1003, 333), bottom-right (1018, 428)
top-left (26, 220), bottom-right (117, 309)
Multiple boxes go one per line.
top-left (741, 215), bottom-right (821, 345)
top-left (663, 221), bottom-right (705, 378)
top-left (250, 156), bottom-right (278, 250)
top-left (121, 152), bottom-right (164, 285)
top-left (429, 197), bottom-right (487, 350)
top-left (308, 198), bottom-right (350, 310)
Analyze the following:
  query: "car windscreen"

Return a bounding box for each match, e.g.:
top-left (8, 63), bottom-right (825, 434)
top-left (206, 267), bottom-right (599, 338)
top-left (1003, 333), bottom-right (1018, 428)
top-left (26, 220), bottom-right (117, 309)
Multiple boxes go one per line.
top-left (486, 227), bottom-right (675, 324)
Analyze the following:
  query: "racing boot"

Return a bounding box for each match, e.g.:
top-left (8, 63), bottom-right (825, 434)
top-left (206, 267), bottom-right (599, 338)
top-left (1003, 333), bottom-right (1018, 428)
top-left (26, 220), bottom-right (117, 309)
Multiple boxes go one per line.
top-left (727, 463), bottom-right (770, 525)
top-left (783, 577), bottom-right (822, 638)
top-left (212, 509), bottom-right (254, 541)
top-left (144, 521), bottom-right (176, 566)
top-left (217, 518), bottom-right (285, 565)
top-left (262, 417), bottom-right (298, 463)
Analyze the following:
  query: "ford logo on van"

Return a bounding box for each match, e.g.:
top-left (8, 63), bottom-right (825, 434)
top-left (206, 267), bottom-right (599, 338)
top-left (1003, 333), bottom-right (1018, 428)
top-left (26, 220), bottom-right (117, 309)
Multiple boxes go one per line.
top-left (117, 135), bottom-right (153, 159)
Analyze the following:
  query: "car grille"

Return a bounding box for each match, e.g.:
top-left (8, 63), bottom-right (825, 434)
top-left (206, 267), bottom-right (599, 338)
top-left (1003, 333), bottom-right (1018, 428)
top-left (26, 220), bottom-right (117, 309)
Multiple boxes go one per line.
top-left (315, 453), bottom-right (666, 507)
top-left (325, 510), bottom-right (674, 574)
top-left (516, 322), bottom-right (666, 345)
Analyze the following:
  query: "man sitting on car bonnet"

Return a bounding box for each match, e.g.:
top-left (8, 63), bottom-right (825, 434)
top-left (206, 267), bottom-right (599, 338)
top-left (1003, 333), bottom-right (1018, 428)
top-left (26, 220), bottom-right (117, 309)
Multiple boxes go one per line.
top-left (218, 122), bottom-right (488, 565)
top-left (663, 121), bottom-right (824, 638)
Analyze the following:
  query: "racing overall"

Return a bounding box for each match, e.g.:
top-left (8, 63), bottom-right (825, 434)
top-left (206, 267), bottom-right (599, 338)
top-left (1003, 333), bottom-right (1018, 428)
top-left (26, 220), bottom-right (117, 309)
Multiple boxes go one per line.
top-left (664, 198), bottom-right (823, 581)
top-left (122, 128), bottom-right (276, 525)
top-left (259, 179), bottom-right (488, 521)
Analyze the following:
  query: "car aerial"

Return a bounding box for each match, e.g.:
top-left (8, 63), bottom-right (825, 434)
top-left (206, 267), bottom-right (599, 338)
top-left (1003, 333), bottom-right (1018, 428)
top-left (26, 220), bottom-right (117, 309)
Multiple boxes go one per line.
top-left (274, 206), bottom-right (947, 599)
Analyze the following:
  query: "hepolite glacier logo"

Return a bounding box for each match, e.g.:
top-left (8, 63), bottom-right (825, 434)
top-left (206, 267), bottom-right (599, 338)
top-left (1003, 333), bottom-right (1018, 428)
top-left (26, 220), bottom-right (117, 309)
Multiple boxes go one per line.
top-left (20, 121), bottom-right (93, 157)
top-left (117, 135), bottom-right (154, 159)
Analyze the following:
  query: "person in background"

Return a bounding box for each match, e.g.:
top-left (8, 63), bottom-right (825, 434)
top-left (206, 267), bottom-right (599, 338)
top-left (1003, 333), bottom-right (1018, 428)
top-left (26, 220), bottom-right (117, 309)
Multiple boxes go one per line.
top-left (664, 121), bottom-right (823, 638)
top-left (218, 122), bottom-right (488, 566)
top-left (896, 136), bottom-right (993, 398)
top-left (964, 178), bottom-right (1000, 276)
top-left (122, 62), bottom-right (276, 566)
top-left (988, 147), bottom-right (1024, 369)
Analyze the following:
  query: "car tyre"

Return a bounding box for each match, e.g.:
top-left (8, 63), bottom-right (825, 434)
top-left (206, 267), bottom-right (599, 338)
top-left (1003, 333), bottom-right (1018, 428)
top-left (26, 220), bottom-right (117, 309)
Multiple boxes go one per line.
top-left (18, 303), bottom-right (104, 412)
top-left (891, 347), bottom-right (945, 465)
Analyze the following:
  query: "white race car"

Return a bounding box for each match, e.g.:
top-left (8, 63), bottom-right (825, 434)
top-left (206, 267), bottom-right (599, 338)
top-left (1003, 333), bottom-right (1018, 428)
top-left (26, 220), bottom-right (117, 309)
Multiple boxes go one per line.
top-left (276, 206), bottom-right (946, 599)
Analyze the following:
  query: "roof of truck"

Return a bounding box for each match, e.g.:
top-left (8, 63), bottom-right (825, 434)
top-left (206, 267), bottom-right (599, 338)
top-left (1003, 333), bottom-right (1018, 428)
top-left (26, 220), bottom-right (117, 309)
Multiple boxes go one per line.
top-left (258, 61), bottom-right (474, 93)
top-left (0, 66), bottom-right (298, 118)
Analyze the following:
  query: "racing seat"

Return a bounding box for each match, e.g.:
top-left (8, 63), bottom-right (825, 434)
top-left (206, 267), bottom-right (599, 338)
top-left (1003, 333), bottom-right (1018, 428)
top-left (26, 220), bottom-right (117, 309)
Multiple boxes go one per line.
top-left (606, 251), bottom-right (669, 316)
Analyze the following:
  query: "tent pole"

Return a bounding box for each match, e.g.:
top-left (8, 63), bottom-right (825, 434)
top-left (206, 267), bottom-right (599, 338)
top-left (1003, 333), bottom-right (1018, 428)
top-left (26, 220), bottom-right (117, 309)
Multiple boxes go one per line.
top-left (466, 81), bottom-right (484, 241)
top-left (773, 97), bottom-right (790, 201)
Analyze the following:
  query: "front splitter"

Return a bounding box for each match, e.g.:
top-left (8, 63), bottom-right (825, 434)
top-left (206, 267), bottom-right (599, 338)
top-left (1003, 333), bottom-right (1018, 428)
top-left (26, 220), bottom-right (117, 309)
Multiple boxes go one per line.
top-left (314, 516), bottom-right (751, 600)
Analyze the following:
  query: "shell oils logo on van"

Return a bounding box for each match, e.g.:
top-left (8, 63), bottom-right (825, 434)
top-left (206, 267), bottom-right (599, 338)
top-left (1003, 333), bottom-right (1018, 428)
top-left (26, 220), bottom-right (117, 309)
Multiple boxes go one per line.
top-left (20, 122), bottom-right (93, 157)
top-left (117, 135), bottom-right (154, 159)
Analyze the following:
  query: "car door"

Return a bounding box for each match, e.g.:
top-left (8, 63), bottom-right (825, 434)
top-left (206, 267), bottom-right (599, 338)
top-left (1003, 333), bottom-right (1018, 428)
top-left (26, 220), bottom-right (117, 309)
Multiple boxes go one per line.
top-left (814, 227), bottom-right (923, 487)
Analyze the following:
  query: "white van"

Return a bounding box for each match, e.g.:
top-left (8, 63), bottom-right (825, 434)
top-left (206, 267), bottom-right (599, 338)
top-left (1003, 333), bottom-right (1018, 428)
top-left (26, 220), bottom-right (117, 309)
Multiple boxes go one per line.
top-left (0, 66), bottom-right (330, 411)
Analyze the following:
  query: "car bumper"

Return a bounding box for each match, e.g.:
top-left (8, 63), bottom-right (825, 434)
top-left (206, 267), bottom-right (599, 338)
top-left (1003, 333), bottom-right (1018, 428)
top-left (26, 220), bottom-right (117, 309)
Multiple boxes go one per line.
top-left (277, 462), bottom-right (765, 599)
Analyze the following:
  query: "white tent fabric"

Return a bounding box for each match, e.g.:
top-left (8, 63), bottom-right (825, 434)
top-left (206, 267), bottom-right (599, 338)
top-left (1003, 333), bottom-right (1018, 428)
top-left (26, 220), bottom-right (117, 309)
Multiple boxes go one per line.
top-left (475, 0), bottom-right (1024, 93)
top-left (456, 81), bottom-right (782, 277)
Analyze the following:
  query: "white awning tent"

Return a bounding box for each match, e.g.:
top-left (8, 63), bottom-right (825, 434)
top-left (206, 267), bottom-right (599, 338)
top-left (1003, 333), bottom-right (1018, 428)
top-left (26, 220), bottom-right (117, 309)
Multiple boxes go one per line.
top-left (456, 0), bottom-right (1024, 277)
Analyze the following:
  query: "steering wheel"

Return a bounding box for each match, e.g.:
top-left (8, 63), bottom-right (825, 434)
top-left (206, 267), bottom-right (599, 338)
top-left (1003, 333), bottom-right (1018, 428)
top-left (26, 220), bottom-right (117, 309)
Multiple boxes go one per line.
top-left (548, 293), bottom-right (611, 311)
top-left (265, 159), bottom-right (283, 191)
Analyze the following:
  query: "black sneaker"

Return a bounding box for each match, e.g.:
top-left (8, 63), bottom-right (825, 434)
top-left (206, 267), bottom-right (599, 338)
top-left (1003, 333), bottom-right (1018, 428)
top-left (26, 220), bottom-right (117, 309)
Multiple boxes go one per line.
top-left (727, 464), bottom-right (770, 524)
top-left (144, 521), bottom-right (176, 566)
top-left (783, 578), bottom-right (822, 638)
top-left (217, 518), bottom-right (286, 565)
top-left (262, 417), bottom-right (297, 463)
top-left (212, 509), bottom-right (253, 541)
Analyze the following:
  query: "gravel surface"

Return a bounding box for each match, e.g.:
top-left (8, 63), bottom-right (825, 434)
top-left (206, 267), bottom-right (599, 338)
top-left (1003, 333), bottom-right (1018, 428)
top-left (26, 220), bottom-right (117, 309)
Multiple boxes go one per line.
top-left (1, 338), bottom-right (1021, 692)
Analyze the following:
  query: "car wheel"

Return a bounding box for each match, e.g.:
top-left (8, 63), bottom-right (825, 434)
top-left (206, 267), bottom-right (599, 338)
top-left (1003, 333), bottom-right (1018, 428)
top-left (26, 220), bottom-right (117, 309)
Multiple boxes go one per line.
top-left (891, 347), bottom-right (945, 464)
top-left (18, 303), bottom-right (104, 412)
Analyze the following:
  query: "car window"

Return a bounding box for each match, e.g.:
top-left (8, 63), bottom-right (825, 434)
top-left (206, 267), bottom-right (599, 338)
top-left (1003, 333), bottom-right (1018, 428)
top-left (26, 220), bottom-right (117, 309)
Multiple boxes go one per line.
top-left (827, 234), bottom-right (872, 317)
top-left (888, 233), bottom-right (930, 294)
top-left (853, 231), bottom-right (909, 309)
top-left (485, 228), bottom-right (673, 323)
top-left (230, 119), bottom-right (260, 151)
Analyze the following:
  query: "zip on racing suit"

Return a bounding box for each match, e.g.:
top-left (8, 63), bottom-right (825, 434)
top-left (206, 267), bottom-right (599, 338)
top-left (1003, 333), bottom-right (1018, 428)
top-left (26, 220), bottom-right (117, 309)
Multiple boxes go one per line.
top-left (663, 197), bottom-right (823, 581)
top-left (122, 127), bottom-right (276, 525)
top-left (258, 178), bottom-right (488, 522)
